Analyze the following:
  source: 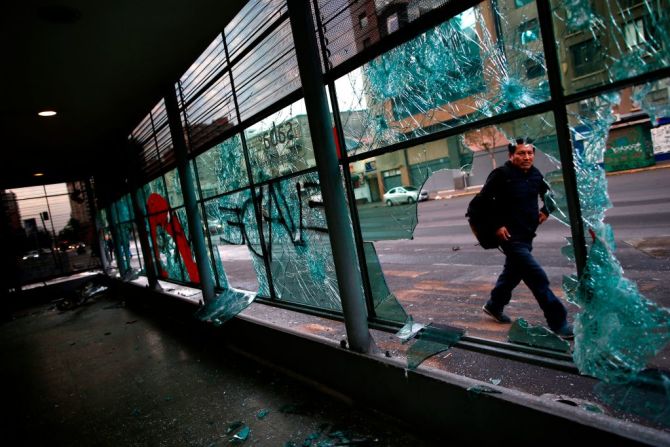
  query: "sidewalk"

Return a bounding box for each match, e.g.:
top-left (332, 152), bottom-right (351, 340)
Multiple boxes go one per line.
top-left (433, 160), bottom-right (670, 200)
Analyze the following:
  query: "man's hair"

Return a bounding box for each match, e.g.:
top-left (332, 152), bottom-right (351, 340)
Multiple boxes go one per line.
top-left (507, 137), bottom-right (536, 155)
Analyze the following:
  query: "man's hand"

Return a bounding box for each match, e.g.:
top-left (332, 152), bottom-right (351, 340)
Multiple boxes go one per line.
top-left (538, 212), bottom-right (548, 225)
top-left (495, 226), bottom-right (510, 241)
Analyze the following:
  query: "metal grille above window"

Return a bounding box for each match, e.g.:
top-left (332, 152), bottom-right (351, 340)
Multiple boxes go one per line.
top-left (224, 0), bottom-right (288, 63)
top-left (231, 19), bottom-right (300, 121)
top-left (179, 35), bottom-right (228, 105)
top-left (129, 99), bottom-right (175, 181)
top-left (314, 0), bottom-right (451, 71)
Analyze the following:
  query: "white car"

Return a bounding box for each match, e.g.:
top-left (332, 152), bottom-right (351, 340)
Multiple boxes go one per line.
top-left (383, 186), bottom-right (428, 206)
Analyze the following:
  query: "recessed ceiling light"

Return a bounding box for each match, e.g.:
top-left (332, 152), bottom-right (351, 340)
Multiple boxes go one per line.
top-left (38, 110), bottom-right (57, 117)
top-left (34, 172), bottom-right (45, 177)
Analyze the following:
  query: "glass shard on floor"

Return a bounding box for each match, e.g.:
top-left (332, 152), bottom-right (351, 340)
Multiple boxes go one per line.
top-left (406, 324), bottom-right (464, 370)
top-left (508, 318), bottom-right (570, 353)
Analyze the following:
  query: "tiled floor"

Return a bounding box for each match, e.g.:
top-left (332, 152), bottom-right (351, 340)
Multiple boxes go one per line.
top-left (0, 291), bottom-right (436, 446)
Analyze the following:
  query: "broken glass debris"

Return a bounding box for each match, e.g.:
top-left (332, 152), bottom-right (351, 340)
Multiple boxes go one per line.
top-left (256, 409), bottom-right (269, 420)
top-left (594, 369), bottom-right (670, 428)
top-left (363, 242), bottom-right (408, 324)
top-left (406, 324), bottom-right (464, 370)
top-left (231, 425), bottom-right (250, 443)
top-left (466, 385), bottom-right (502, 395)
top-left (194, 288), bottom-right (255, 327)
top-left (541, 394), bottom-right (605, 414)
top-left (507, 318), bottom-right (571, 353)
top-left (395, 315), bottom-right (425, 343)
top-left (565, 92), bottom-right (670, 384)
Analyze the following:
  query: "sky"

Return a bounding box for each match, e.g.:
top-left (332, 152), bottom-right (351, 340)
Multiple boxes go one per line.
top-left (6, 183), bottom-right (72, 235)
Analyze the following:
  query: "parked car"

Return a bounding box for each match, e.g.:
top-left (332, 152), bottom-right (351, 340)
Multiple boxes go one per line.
top-left (22, 250), bottom-right (40, 260)
top-left (383, 186), bottom-right (428, 206)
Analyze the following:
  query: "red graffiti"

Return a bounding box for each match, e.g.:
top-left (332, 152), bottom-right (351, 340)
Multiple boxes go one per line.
top-left (146, 193), bottom-right (200, 283)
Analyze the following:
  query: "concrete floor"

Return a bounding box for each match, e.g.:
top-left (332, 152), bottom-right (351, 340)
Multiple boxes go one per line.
top-left (0, 291), bottom-right (436, 446)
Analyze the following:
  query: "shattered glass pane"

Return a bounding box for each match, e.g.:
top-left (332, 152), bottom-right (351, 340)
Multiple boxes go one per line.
top-left (141, 175), bottom-right (200, 284)
top-left (565, 91), bottom-right (670, 383)
top-left (163, 168), bottom-right (185, 208)
top-left (244, 99), bottom-right (315, 183)
top-left (594, 369), bottom-right (670, 428)
top-left (258, 172), bottom-right (342, 311)
top-left (406, 324), bottom-right (464, 370)
top-left (552, 0), bottom-right (670, 95)
top-left (202, 189), bottom-right (266, 294)
top-left (363, 242), bottom-right (408, 323)
top-left (194, 134), bottom-right (249, 200)
top-left (507, 318), bottom-right (571, 352)
top-left (142, 176), bottom-right (168, 213)
top-left (195, 288), bottom-right (256, 327)
top-left (335, 2), bottom-right (550, 156)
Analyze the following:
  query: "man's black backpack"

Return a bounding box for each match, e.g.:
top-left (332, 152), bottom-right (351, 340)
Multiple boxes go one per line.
top-left (465, 165), bottom-right (511, 249)
top-left (466, 193), bottom-right (500, 249)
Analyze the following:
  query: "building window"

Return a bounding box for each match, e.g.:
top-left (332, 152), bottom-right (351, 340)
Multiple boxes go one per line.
top-left (570, 39), bottom-right (603, 77)
top-left (518, 19), bottom-right (539, 45)
top-left (525, 56), bottom-right (545, 79)
top-left (514, 0), bottom-right (533, 8)
top-left (387, 13), bottom-right (399, 33)
top-left (624, 18), bottom-right (647, 48)
top-left (359, 13), bottom-right (368, 29)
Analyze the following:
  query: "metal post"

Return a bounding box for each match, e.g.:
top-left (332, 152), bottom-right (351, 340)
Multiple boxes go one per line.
top-left (536, 0), bottom-right (587, 277)
top-left (107, 204), bottom-right (127, 277)
top-left (163, 87), bottom-right (216, 303)
top-left (287, 0), bottom-right (376, 353)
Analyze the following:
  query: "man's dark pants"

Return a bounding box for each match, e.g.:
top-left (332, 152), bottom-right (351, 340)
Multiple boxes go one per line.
top-left (486, 240), bottom-right (567, 331)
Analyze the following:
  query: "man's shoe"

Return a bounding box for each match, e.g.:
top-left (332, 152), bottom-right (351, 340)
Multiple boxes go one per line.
top-left (553, 323), bottom-right (574, 340)
top-left (482, 304), bottom-right (511, 324)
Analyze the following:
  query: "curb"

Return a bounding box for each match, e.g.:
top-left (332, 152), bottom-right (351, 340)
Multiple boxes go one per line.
top-left (434, 162), bottom-right (670, 198)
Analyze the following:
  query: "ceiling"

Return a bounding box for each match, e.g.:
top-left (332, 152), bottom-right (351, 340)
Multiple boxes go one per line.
top-left (0, 0), bottom-right (247, 189)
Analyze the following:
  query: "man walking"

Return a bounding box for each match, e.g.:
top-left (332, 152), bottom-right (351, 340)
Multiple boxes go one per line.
top-left (481, 138), bottom-right (573, 339)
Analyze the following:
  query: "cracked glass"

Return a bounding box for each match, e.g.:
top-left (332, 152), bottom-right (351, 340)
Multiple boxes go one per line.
top-left (202, 189), bottom-right (266, 294)
top-left (140, 176), bottom-right (199, 284)
top-left (565, 88), bottom-right (670, 385)
top-left (334, 1), bottom-right (550, 156)
top-left (258, 172), bottom-right (342, 311)
top-left (551, 0), bottom-right (670, 95)
top-left (244, 99), bottom-right (315, 183)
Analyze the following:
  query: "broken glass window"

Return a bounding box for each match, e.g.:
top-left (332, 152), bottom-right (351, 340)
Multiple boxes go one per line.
top-left (140, 177), bottom-right (200, 284)
top-left (258, 172), bottom-right (342, 310)
top-left (364, 242), bottom-right (408, 324)
top-left (202, 189), bottom-right (267, 295)
top-left (406, 324), bottom-right (464, 370)
top-left (334, 2), bottom-right (550, 156)
top-left (244, 99), bottom-right (315, 183)
top-left (507, 318), bottom-right (571, 352)
top-left (552, 0), bottom-right (670, 95)
top-left (163, 168), bottom-right (184, 208)
top-left (565, 92), bottom-right (670, 383)
top-left (193, 134), bottom-right (249, 199)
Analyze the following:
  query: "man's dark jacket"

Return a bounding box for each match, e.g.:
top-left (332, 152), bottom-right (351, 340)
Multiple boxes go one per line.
top-left (479, 161), bottom-right (549, 243)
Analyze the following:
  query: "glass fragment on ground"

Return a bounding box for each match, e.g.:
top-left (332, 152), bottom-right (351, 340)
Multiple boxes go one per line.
top-left (507, 318), bottom-right (571, 352)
